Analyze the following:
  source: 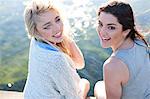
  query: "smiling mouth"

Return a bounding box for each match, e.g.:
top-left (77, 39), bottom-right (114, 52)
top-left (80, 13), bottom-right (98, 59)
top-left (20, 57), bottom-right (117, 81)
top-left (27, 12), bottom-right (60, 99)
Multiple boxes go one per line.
top-left (102, 37), bottom-right (111, 41)
top-left (53, 32), bottom-right (62, 38)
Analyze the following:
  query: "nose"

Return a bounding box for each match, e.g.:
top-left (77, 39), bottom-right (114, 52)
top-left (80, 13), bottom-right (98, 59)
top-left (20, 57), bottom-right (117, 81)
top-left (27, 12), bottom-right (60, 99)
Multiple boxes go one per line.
top-left (53, 23), bottom-right (61, 32)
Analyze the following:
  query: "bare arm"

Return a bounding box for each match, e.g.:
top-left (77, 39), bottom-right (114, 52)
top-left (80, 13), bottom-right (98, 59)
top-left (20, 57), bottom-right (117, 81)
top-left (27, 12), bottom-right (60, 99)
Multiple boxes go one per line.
top-left (103, 57), bottom-right (129, 99)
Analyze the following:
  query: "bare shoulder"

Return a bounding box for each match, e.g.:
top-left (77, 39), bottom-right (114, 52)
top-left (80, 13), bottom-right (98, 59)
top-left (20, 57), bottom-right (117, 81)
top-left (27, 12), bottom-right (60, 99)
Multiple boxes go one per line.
top-left (103, 57), bottom-right (129, 85)
top-left (104, 57), bottom-right (128, 72)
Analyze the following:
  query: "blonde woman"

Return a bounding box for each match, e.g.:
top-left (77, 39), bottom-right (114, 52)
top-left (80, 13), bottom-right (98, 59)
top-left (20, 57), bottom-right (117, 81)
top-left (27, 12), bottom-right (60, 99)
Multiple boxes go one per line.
top-left (23, 0), bottom-right (90, 99)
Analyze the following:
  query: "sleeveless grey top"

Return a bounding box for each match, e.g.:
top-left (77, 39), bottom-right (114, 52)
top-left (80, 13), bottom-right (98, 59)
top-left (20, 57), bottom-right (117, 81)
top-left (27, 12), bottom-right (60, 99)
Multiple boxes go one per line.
top-left (111, 39), bottom-right (150, 99)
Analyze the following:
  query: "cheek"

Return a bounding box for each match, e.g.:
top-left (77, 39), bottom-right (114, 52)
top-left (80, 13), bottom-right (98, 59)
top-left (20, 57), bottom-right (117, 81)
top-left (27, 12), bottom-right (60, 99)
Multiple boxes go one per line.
top-left (97, 28), bottom-right (102, 38)
top-left (98, 32), bottom-right (102, 39)
top-left (41, 31), bottom-right (53, 38)
top-left (45, 32), bottom-right (53, 37)
top-left (110, 31), bottom-right (123, 42)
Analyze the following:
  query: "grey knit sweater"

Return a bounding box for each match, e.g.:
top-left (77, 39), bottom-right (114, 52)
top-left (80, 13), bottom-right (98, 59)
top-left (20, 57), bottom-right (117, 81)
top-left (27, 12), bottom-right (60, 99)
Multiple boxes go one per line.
top-left (24, 38), bottom-right (82, 99)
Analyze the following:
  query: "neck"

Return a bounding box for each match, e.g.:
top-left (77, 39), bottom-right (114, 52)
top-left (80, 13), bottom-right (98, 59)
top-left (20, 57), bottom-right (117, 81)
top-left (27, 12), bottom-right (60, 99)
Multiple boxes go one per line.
top-left (112, 38), bottom-right (134, 52)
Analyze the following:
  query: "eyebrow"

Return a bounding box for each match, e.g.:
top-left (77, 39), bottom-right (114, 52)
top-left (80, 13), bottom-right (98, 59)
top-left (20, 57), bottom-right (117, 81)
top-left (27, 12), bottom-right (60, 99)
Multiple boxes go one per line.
top-left (55, 16), bottom-right (60, 20)
top-left (43, 22), bottom-right (52, 27)
top-left (98, 20), bottom-right (117, 26)
top-left (107, 23), bottom-right (117, 26)
top-left (42, 16), bottom-right (60, 27)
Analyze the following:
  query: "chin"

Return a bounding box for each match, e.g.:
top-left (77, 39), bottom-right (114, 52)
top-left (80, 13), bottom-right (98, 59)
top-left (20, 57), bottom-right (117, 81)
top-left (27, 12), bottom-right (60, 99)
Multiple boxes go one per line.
top-left (101, 46), bottom-right (109, 48)
top-left (55, 38), bottom-right (64, 43)
top-left (101, 44), bottom-right (110, 48)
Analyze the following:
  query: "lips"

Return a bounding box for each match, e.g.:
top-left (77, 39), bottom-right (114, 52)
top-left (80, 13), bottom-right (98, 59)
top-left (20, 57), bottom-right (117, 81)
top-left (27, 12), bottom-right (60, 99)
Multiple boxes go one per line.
top-left (99, 32), bottom-right (111, 41)
top-left (102, 37), bottom-right (111, 41)
top-left (53, 32), bottom-right (62, 38)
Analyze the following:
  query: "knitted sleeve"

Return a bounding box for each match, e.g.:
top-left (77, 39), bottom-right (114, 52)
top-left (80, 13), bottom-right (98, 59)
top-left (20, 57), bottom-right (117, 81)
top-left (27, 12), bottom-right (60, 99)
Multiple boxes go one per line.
top-left (38, 52), bottom-right (81, 99)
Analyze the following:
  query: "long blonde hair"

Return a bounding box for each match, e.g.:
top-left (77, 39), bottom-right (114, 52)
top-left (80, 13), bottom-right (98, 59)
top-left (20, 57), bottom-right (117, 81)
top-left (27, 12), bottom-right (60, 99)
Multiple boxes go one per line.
top-left (24, 0), bottom-right (72, 55)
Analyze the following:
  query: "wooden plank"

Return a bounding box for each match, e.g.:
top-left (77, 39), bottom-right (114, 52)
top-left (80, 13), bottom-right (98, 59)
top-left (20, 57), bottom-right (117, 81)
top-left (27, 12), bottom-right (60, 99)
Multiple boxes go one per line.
top-left (0, 91), bottom-right (96, 99)
top-left (0, 91), bottom-right (23, 99)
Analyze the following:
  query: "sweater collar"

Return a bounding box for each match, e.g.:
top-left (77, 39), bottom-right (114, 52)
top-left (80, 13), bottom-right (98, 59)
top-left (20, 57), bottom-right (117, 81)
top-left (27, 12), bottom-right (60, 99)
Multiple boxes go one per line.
top-left (33, 38), bottom-right (59, 52)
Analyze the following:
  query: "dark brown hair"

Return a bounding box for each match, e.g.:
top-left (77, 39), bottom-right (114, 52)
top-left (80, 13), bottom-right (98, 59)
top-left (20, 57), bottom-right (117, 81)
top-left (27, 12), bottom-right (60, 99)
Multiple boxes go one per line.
top-left (98, 0), bottom-right (148, 46)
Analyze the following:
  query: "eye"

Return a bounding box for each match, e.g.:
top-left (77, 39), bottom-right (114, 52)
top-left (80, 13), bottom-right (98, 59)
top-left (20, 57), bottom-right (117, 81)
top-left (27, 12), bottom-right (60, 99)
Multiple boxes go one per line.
top-left (97, 21), bottom-right (103, 27)
top-left (56, 18), bottom-right (61, 23)
top-left (43, 25), bottom-right (51, 29)
top-left (108, 26), bottom-right (116, 30)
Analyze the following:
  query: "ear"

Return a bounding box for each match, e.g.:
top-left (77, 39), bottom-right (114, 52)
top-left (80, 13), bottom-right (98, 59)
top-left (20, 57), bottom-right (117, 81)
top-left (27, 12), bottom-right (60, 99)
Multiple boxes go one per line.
top-left (122, 29), bottom-right (131, 38)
